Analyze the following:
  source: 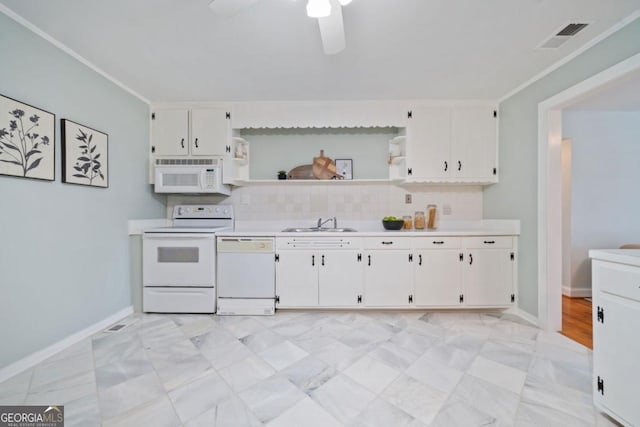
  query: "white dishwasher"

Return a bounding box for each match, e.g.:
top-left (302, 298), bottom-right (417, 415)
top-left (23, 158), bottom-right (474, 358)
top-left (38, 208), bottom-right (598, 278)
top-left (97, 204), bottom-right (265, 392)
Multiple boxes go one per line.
top-left (216, 237), bottom-right (276, 315)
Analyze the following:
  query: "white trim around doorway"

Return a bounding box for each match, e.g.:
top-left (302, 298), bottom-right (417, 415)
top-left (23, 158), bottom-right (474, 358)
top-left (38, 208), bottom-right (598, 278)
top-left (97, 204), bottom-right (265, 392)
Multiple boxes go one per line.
top-left (537, 52), bottom-right (640, 331)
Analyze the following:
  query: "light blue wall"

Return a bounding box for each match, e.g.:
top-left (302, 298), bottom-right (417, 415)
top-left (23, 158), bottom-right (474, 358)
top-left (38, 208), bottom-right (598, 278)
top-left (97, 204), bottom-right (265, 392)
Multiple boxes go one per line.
top-left (563, 111), bottom-right (640, 292)
top-left (484, 18), bottom-right (640, 316)
top-left (0, 13), bottom-right (165, 368)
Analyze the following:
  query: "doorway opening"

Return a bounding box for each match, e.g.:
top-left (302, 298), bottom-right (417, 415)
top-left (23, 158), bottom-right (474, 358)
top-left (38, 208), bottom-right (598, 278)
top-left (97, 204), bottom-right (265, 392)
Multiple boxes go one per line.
top-left (537, 52), bottom-right (640, 333)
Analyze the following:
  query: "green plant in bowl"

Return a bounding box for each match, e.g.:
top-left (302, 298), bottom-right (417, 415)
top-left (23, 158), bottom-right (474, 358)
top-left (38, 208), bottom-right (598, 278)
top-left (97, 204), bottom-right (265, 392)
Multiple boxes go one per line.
top-left (382, 216), bottom-right (404, 230)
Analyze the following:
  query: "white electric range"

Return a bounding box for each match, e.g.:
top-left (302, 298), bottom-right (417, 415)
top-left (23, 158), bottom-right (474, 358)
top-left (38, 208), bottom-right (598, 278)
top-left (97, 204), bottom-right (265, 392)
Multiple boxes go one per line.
top-left (142, 204), bottom-right (233, 313)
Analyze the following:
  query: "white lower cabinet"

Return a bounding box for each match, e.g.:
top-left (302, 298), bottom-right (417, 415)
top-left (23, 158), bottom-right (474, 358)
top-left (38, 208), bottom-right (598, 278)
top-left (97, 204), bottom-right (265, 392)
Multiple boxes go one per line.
top-left (364, 250), bottom-right (414, 306)
top-left (275, 238), bottom-right (363, 308)
top-left (590, 254), bottom-right (640, 427)
top-left (275, 234), bottom-right (516, 309)
top-left (462, 237), bottom-right (516, 306)
top-left (414, 237), bottom-right (463, 306)
top-left (319, 251), bottom-right (363, 306)
top-left (275, 250), bottom-right (318, 307)
top-left (363, 238), bottom-right (413, 307)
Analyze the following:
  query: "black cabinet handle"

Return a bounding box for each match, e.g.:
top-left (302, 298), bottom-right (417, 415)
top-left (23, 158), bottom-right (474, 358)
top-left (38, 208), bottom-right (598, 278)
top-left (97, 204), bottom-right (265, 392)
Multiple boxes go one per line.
top-left (180, 138), bottom-right (185, 149)
top-left (432, 241), bottom-right (444, 245)
top-left (418, 254), bottom-right (422, 266)
top-left (469, 254), bottom-right (473, 265)
top-left (194, 138), bottom-right (199, 148)
top-left (381, 241), bottom-right (393, 245)
top-left (458, 160), bottom-right (462, 171)
top-left (312, 255), bottom-right (315, 266)
top-left (368, 255), bottom-right (371, 266)
top-left (484, 240), bottom-right (496, 244)
top-left (444, 161), bottom-right (448, 172)
top-left (321, 255), bottom-right (325, 266)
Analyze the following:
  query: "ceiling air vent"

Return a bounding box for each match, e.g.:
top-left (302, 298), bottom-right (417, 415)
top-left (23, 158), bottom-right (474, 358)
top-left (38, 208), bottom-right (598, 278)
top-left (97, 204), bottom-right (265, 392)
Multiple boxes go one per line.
top-left (538, 22), bottom-right (589, 49)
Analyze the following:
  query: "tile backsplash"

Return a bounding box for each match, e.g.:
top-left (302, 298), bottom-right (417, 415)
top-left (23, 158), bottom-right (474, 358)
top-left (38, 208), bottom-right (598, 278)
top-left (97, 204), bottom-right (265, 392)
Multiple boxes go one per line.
top-left (167, 183), bottom-right (482, 222)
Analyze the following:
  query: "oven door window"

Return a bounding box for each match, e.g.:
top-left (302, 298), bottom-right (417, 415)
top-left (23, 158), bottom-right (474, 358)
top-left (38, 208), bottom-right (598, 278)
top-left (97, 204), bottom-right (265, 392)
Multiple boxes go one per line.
top-left (157, 247), bottom-right (199, 263)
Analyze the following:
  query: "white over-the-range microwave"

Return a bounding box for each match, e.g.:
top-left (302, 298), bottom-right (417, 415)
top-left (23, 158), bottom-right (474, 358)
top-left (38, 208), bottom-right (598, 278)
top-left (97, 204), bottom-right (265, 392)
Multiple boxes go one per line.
top-left (154, 158), bottom-right (231, 195)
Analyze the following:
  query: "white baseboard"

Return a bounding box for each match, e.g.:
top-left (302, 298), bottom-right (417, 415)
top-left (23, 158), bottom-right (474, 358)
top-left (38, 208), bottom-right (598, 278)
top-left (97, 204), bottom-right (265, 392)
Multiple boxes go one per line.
top-left (562, 286), bottom-right (592, 298)
top-left (505, 306), bottom-right (539, 327)
top-left (0, 306), bottom-right (133, 383)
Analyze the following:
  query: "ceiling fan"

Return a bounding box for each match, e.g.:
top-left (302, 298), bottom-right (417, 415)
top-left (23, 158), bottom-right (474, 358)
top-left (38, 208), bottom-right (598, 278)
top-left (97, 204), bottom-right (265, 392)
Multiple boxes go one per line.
top-left (208, 0), bottom-right (352, 55)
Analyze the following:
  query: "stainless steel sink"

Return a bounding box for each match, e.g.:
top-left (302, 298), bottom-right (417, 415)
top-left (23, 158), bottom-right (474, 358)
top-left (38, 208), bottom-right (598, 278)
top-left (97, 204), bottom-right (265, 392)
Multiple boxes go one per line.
top-left (281, 227), bottom-right (357, 232)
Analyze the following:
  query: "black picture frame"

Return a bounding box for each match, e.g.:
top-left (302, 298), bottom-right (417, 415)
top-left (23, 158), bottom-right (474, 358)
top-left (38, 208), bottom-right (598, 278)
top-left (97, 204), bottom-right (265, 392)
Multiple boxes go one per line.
top-left (0, 93), bottom-right (55, 181)
top-left (61, 119), bottom-right (109, 188)
top-left (335, 158), bottom-right (353, 180)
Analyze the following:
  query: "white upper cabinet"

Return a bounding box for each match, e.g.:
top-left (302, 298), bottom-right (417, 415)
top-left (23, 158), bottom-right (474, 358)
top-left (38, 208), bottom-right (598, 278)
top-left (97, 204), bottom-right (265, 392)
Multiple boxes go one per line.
top-left (405, 107), bottom-right (452, 180)
top-left (151, 109), bottom-right (189, 156)
top-left (405, 104), bottom-right (498, 183)
top-left (152, 107), bottom-right (231, 157)
top-left (451, 106), bottom-right (498, 181)
top-left (190, 108), bottom-right (230, 156)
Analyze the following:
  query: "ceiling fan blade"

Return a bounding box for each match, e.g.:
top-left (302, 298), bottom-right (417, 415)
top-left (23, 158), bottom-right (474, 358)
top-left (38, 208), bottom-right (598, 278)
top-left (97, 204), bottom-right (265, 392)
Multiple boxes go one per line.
top-left (208, 0), bottom-right (262, 17)
top-left (317, 1), bottom-right (345, 55)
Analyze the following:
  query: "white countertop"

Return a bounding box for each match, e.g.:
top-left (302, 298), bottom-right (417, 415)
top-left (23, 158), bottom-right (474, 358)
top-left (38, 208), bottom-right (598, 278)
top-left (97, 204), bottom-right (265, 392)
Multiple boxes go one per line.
top-left (129, 218), bottom-right (520, 237)
top-left (218, 219), bottom-right (520, 237)
top-left (589, 249), bottom-right (640, 267)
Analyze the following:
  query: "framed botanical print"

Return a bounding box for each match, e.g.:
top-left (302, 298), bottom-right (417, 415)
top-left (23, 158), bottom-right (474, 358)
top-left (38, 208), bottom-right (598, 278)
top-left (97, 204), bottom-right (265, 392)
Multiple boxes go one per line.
top-left (0, 94), bottom-right (55, 181)
top-left (61, 119), bottom-right (108, 188)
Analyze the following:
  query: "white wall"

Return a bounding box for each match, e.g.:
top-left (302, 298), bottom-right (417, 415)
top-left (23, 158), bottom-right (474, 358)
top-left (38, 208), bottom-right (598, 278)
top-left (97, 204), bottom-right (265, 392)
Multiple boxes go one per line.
top-left (563, 111), bottom-right (640, 294)
top-left (0, 13), bottom-right (165, 369)
top-left (484, 17), bottom-right (640, 317)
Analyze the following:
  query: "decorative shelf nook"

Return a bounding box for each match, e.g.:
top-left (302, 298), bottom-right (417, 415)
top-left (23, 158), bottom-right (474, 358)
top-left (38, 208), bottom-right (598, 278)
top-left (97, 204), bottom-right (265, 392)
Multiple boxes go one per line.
top-left (235, 126), bottom-right (402, 182)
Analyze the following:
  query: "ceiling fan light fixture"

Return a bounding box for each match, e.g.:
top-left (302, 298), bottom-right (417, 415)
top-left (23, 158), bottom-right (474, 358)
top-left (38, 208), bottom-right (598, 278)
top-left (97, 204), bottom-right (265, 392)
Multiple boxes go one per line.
top-left (307, 0), bottom-right (331, 18)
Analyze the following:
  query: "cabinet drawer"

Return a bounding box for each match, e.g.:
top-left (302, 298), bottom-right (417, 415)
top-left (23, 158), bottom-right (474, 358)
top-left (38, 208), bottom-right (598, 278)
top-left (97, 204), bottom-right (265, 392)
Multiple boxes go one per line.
top-left (276, 237), bottom-right (361, 250)
top-left (598, 263), bottom-right (640, 303)
top-left (414, 236), bottom-right (461, 249)
top-left (463, 236), bottom-right (513, 249)
top-left (363, 237), bottom-right (412, 249)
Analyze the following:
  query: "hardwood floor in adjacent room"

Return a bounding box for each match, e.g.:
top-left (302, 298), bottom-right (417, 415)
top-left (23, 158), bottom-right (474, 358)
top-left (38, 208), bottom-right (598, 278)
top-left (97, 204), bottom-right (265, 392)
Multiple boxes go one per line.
top-left (561, 295), bottom-right (593, 349)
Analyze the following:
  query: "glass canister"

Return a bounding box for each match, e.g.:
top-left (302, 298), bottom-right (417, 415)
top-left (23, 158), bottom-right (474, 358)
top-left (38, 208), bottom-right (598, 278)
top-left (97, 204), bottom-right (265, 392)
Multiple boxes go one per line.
top-left (427, 204), bottom-right (437, 229)
top-left (414, 211), bottom-right (425, 229)
top-left (403, 215), bottom-right (413, 230)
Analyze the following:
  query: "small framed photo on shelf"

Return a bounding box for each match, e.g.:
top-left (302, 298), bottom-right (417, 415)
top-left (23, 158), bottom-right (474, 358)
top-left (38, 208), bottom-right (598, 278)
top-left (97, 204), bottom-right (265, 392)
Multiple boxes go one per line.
top-left (61, 119), bottom-right (109, 188)
top-left (335, 159), bottom-right (353, 180)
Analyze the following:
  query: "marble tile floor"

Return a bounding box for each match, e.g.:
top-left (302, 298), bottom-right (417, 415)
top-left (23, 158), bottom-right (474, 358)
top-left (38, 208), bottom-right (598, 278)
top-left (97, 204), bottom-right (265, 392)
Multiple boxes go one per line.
top-left (0, 311), bottom-right (621, 427)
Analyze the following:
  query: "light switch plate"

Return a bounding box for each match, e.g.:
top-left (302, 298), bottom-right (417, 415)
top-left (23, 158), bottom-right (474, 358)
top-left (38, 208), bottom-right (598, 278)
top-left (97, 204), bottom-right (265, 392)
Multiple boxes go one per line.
top-left (405, 194), bottom-right (412, 204)
top-left (443, 204), bottom-right (452, 215)
top-left (240, 195), bottom-right (251, 205)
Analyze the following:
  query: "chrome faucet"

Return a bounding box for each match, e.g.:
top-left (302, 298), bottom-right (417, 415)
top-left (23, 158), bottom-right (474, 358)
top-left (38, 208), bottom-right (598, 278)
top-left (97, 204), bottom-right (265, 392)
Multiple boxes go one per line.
top-left (317, 217), bottom-right (337, 228)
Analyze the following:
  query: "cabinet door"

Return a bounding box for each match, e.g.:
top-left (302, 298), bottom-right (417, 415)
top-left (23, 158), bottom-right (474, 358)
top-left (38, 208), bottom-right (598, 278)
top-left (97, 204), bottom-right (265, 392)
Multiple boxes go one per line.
top-left (414, 250), bottom-right (462, 306)
top-left (152, 109), bottom-right (189, 156)
top-left (463, 249), bottom-right (513, 306)
top-left (406, 107), bottom-right (451, 180)
top-left (364, 251), bottom-right (413, 306)
top-left (451, 106), bottom-right (497, 180)
top-left (594, 293), bottom-right (640, 426)
top-left (276, 251), bottom-right (318, 307)
top-left (319, 251), bottom-right (363, 306)
top-left (191, 108), bottom-right (230, 156)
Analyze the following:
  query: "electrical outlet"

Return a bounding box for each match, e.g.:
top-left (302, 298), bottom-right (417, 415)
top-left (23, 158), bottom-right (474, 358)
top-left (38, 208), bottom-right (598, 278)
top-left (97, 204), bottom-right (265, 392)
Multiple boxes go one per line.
top-left (443, 204), bottom-right (452, 215)
top-left (405, 194), bottom-right (412, 204)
